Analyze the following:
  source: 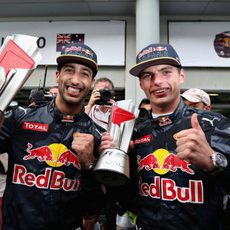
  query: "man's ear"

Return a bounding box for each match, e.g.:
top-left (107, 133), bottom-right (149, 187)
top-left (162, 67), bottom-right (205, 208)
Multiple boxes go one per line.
top-left (205, 105), bottom-right (211, 111)
top-left (179, 68), bottom-right (185, 84)
top-left (139, 79), bottom-right (144, 90)
top-left (91, 78), bottom-right (95, 89)
top-left (56, 70), bottom-right (60, 83)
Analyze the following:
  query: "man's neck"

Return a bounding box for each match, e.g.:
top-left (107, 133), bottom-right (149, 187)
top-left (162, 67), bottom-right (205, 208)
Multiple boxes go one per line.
top-left (151, 97), bottom-right (180, 116)
top-left (55, 97), bottom-right (82, 115)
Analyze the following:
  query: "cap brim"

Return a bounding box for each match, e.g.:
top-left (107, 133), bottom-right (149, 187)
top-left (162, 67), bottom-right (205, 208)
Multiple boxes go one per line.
top-left (56, 54), bottom-right (98, 76)
top-left (129, 57), bottom-right (181, 77)
top-left (181, 94), bottom-right (201, 103)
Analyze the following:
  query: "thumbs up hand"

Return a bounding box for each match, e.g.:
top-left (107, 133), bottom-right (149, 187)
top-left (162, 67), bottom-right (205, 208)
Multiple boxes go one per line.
top-left (176, 113), bottom-right (215, 171)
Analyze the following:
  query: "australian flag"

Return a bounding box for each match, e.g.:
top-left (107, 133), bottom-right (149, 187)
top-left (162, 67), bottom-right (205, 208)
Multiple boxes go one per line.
top-left (56, 34), bottom-right (85, 52)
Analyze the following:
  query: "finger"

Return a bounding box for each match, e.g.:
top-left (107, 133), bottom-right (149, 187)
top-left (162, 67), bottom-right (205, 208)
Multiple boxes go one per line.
top-left (101, 132), bottom-right (112, 141)
top-left (191, 113), bottom-right (202, 131)
top-left (73, 132), bottom-right (91, 138)
top-left (176, 141), bottom-right (188, 154)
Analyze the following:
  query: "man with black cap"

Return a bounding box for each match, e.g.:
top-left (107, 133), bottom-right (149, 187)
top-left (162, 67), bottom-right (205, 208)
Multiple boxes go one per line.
top-left (0, 43), bottom-right (104, 230)
top-left (100, 43), bottom-right (230, 230)
top-left (28, 88), bottom-right (46, 107)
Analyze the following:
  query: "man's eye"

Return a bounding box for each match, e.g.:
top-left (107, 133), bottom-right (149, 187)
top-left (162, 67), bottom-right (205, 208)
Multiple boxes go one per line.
top-left (162, 70), bottom-right (171, 75)
top-left (82, 71), bottom-right (90, 77)
top-left (141, 74), bottom-right (151, 80)
top-left (82, 70), bottom-right (93, 78)
top-left (64, 68), bottom-right (73, 72)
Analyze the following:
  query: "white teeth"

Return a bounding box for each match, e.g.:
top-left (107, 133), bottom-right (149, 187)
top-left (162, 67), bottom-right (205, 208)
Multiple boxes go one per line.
top-left (155, 89), bottom-right (165, 93)
top-left (68, 87), bottom-right (80, 93)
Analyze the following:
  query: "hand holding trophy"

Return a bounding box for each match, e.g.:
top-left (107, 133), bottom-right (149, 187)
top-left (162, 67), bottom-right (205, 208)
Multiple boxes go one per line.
top-left (0, 34), bottom-right (42, 126)
top-left (94, 99), bottom-right (139, 186)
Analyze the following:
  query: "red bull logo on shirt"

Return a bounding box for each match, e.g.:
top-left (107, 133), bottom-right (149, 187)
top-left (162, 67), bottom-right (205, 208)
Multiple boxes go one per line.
top-left (23, 143), bottom-right (80, 169)
top-left (13, 164), bottom-right (80, 191)
top-left (12, 143), bottom-right (81, 191)
top-left (137, 149), bottom-right (203, 204)
top-left (137, 148), bottom-right (194, 175)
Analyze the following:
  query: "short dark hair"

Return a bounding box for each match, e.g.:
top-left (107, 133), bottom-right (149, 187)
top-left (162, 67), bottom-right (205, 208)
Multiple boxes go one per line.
top-left (138, 98), bottom-right (150, 109)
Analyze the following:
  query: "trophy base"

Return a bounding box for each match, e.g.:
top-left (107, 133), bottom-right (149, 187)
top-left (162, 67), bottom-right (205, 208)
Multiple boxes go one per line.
top-left (94, 169), bottom-right (128, 187)
top-left (94, 148), bottom-right (129, 187)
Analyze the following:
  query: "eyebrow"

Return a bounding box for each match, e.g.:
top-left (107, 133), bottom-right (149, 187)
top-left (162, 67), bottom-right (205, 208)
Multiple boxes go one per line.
top-left (63, 63), bottom-right (92, 74)
top-left (141, 66), bottom-right (175, 75)
top-left (62, 64), bottom-right (75, 69)
top-left (158, 66), bottom-right (174, 72)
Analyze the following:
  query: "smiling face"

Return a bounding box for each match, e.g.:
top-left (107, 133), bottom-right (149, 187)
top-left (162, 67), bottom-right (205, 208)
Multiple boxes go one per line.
top-left (55, 63), bottom-right (94, 114)
top-left (139, 64), bottom-right (185, 114)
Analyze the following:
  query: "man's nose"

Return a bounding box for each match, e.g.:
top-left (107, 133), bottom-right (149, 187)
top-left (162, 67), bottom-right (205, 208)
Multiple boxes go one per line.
top-left (71, 72), bottom-right (82, 83)
top-left (151, 72), bottom-right (163, 84)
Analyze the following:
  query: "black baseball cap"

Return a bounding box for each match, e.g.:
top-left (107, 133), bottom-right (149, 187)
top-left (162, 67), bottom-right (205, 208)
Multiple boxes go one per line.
top-left (129, 43), bottom-right (182, 77)
top-left (56, 43), bottom-right (98, 77)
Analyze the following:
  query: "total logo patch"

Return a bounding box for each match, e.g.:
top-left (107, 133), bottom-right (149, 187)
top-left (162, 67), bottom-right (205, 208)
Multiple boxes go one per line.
top-left (22, 121), bottom-right (48, 132)
top-left (134, 134), bottom-right (151, 145)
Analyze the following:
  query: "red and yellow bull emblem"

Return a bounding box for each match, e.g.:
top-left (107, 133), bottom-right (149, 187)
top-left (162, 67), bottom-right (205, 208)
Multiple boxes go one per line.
top-left (83, 48), bottom-right (93, 56)
top-left (158, 116), bottom-right (172, 126)
top-left (23, 143), bottom-right (80, 169)
top-left (137, 149), bottom-right (194, 175)
top-left (13, 143), bottom-right (81, 192)
top-left (138, 149), bottom-right (203, 204)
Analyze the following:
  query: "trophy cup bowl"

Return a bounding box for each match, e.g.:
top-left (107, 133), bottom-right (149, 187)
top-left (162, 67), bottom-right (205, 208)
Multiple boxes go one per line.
top-left (94, 148), bottom-right (130, 186)
top-left (0, 34), bottom-right (42, 113)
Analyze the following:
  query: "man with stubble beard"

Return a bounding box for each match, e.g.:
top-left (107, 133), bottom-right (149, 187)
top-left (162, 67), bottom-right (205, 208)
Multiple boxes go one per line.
top-left (0, 43), bottom-right (104, 230)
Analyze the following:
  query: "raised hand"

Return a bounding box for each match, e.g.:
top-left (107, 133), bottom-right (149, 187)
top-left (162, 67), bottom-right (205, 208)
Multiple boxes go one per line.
top-left (176, 113), bottom-right (214, 171)
top-left (71, 132), bottom-right (95, 170)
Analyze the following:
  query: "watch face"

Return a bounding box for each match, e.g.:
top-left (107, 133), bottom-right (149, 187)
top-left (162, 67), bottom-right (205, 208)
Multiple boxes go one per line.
top-left (216, 152), bottom-right (228, 168)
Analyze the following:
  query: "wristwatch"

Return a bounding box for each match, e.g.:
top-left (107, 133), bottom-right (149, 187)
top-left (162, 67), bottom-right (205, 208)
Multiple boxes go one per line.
top-left (209, 151), bottom-right (228, 175)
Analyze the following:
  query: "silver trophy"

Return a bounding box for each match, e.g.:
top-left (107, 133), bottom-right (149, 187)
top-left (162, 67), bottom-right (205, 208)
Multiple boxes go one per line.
top-left (94, 99), bottom-right (139, 186)
top-left (0, 34), bottom-right (42, 113)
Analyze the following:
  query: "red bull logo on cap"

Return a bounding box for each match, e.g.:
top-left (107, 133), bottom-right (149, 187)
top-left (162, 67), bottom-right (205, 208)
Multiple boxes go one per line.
top-left (137, 149), bottom-right (194, 175)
